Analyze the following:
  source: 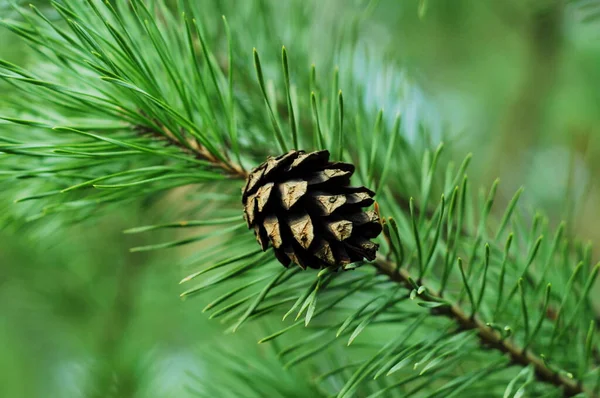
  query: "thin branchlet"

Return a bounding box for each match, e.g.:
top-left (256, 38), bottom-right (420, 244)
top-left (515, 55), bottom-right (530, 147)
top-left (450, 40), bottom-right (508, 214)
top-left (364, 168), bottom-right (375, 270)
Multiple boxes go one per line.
top-left (374, 257), bottom-right (588, 398)
top-left (134, 120), bottom-right (246, 177)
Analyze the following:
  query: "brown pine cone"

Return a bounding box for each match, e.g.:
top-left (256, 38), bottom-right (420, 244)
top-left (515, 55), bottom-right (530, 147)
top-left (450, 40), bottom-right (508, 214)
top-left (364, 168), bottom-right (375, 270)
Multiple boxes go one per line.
top-left (242, 150), bottom-right (382, 270)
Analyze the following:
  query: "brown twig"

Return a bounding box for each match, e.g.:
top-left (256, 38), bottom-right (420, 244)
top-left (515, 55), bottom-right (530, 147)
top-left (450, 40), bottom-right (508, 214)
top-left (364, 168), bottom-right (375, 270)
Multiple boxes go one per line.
top-left (374, 256), bottom-right (588, 398)
top-left (390, 188), bottom-right (600, 333)
top-left (134, 120), bottom-right (247, 178)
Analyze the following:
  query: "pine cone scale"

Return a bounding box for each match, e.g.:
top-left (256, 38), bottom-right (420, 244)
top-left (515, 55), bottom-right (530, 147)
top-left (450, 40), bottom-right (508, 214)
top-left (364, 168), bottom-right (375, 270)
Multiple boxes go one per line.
top-left (312, 193), bottom-right (347, 216)
top-left (243, 167), bottom-right (266, 199)
top-left (287, 150), bottom-right (329, 171)
top-left (244, 194), bottom-right (257, 226)
top-left (256, 182), bottom-right (274, 212)
top-left (254, 224), bottom-right (269, 250)
top-left (263, 215), bottom-right (282, 248)
top-left (314, 240), bottom-right (336, 265)
top-left (326, 220), bottom-right (353, 241)
top-left (288, 213), bottom-right (314, 250)
top-left (278, 180), bottom-right (308, 210)
top-left (307, 169), bottom-right (351, 185)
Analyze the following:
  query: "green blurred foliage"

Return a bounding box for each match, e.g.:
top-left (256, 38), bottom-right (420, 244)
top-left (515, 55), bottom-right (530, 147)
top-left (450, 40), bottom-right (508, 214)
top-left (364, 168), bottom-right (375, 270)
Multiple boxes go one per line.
top-left (376, 0), bottom-right (600, 240)
top-left (1, 0), bottom-right (599, 397)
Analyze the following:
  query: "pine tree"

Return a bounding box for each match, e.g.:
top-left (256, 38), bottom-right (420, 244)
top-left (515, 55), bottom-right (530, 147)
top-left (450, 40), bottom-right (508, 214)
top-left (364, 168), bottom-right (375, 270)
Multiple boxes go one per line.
top-left (1, 1), bottom-right (599, 397)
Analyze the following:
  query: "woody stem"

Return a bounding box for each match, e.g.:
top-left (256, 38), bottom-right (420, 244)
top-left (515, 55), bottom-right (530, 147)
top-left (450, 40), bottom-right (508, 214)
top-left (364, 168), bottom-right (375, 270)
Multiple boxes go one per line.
top-left (373, 256), bottom-right (587, 398)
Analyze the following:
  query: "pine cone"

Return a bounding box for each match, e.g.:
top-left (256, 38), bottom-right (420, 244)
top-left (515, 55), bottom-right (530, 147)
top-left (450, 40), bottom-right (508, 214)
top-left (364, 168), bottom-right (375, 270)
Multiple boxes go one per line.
top-left (242, 150), bottom-right (382, 270)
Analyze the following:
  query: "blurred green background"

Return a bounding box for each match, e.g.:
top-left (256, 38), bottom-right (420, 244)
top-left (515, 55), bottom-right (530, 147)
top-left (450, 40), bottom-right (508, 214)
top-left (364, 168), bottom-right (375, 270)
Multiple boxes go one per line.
top-left (1, 0), bottom-right (599, 397)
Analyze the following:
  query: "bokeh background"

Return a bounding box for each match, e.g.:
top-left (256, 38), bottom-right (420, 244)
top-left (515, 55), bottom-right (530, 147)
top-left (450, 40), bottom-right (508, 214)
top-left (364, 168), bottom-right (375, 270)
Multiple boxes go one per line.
top-left (1, 0), bottom-right (599, 396)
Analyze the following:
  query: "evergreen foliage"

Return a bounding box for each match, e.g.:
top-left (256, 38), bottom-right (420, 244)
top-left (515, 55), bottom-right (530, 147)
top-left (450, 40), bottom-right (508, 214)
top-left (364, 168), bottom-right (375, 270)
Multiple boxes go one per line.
top-left (1, 1), bottom-right (599, 397)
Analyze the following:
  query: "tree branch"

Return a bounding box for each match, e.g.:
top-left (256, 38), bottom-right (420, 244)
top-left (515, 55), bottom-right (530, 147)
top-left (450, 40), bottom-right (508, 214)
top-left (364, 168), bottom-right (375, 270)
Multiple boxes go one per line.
top-left (136, 125), bottom-right (594, 395)
top-left (134, 121), bottom-right (247, 177)
top-left (373, 256), bottom-right (588, 398)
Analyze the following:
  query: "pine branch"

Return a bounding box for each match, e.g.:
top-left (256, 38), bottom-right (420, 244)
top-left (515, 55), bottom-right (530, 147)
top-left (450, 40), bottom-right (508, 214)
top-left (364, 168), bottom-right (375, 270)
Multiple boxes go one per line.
top-left (135, 120), bottom-right (596, 396)
top-left (143, 122), bottom-right (600, 348)
top-left (148, 132), bottom-right (591, 395)
top-left (133, 118), bottom-right (246, 178)
top-left (374, 256), bottom-right (587, 398)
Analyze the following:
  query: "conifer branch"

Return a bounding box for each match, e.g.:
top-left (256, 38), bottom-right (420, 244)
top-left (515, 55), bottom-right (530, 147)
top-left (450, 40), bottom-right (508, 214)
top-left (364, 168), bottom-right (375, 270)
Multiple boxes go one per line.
top-left (133, 119), bottom-right (246, 178)
top-left (374, 256), bottom-right (587, 398)
top-left (140, 128), bottom-right (600, 345)
top-left (148, 131), bottom-right (591, 395)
